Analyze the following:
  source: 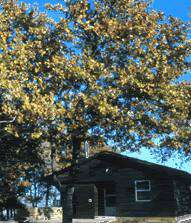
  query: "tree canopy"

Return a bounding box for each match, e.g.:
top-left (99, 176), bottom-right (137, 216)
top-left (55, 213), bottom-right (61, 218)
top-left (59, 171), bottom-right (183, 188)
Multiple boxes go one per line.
top-left (0, 0), bottom-right (190, 154)
top-left (0, 0), bottom-right (190, 222)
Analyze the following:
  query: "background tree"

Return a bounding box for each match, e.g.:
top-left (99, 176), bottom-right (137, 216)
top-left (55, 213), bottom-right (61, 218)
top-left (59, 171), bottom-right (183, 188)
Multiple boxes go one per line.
top-left (0, 125), bottom-right (41, 219)
top-left (0, 0), bottom-right (190, 222)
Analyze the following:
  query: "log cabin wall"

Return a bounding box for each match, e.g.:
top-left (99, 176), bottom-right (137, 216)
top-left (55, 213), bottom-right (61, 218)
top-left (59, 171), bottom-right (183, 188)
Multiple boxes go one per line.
top-left (88, 161), bottom-right (177, 217)
top-left (72, 159), bottom-right (177, 217)
top-left (54, 154), bottom-right (191, 219)
top-left (97, 186), bottom-right (105, 216)
top-left (173, 181), bottom-right (191, 216)
top-left (115, 168), bottom-right (176, 217)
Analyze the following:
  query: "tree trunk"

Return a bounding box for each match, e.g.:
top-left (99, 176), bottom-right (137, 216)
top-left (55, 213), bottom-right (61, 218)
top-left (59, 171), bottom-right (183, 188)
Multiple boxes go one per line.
top-left (45, 185), bottom-right (50, 207)
top-left (61, 136), bottom-right (81, 223)
top-left (10, 209), bottom-right (13, 219)
top-left (71, 136), bottom-right (81, 173)
top-left (30, 186), bottom-right (35, 208)
top-left (61, 185), bottom-right (74, 223)
top-left (34, 181), bottom-right (37, 207)
top-left (0, 209), bottom-right (3, 220)
top-left (6, 209), bottom-right (9, 220)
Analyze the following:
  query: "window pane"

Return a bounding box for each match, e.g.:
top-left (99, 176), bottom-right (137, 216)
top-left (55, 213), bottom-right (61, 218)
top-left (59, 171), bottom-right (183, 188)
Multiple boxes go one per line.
top-left (136, 181), bottom-right (150, 190)
top-left (137, 191), bottom-right (151, 201)
top-left (105, 187), bottom-right (116, 195)
top-left (106, 196), bottom-right (116, 207)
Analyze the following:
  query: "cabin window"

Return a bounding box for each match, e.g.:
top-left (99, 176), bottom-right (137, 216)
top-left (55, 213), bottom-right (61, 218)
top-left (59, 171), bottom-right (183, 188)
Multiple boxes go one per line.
top-left (135, 180), bottom-right (151, 202)
top-left (104, 186), bottom-right (116, 208)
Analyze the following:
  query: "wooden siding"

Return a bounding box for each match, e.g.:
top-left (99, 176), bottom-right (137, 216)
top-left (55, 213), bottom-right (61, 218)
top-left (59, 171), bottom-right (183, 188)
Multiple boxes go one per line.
top-left (97, 186), bottom-right (105, 216)
top-left (69, 159), bottom-right (178, 217)
top-left (116, 169), bottom-right (176, 217)
top-left (174, 181), bottom-right (191, 215)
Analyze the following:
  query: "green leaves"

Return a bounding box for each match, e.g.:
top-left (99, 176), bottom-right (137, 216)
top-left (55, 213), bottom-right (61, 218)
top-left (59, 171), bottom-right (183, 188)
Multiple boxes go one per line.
top-left (0, 0), bottom-right (190, 166)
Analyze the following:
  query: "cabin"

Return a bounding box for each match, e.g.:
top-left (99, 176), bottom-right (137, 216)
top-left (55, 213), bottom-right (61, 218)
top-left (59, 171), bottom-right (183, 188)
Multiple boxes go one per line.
top-left (47, 152), bottom-right (191, 222)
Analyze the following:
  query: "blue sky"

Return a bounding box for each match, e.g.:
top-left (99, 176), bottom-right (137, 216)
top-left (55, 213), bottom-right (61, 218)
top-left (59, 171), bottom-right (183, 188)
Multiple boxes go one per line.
top-left (25, 0), bottom-right (191, 22)
top-left (153, 0), bottom-right (190, 22)
top-left (134, 0), bottom-right (191, 172)
top-left (23, 0), bottom-right (191, 172)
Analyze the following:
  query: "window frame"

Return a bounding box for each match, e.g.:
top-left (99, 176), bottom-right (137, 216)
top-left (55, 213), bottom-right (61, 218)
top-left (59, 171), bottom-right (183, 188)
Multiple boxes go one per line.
top-left (135, 180), bottom-right (151, 202)
top-left (104, 187), bottom-right (116, 208)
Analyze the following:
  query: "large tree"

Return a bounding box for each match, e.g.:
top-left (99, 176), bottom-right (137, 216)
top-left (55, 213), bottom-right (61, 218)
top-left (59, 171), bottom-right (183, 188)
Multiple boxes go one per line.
top-left (0, 0), bottom-right (190, 222)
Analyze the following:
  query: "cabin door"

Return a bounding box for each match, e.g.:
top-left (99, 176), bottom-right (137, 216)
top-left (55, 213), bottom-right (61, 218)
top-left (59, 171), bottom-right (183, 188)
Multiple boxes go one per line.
top-left (104, 186), bottom-right (117, 216)
top-left (73, 184), bottom-right (98, 219)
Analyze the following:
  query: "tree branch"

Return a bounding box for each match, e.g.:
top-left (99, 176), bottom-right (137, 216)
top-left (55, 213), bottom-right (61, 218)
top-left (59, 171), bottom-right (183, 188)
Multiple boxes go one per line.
top-left (0, 117), bottom-right (16, 124)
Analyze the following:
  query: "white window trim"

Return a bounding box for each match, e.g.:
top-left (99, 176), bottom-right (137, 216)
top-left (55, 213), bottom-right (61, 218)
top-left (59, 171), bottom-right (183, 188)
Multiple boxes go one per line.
top-left (135, 180), bottom-right (151, 202)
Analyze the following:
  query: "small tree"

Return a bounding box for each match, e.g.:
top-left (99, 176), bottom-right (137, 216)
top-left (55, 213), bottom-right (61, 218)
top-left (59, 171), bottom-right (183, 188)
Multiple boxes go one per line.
top-left (0, 126), bottom-right (43, 210)
top-left (0, 0), bottom-right (190, 222)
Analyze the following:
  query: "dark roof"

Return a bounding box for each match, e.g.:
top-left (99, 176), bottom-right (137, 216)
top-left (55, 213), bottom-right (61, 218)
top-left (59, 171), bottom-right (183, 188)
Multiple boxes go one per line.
top-left (46, 151), bottom-right (191, 183)
top-left (92, 151), bottom-right (191, 181)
